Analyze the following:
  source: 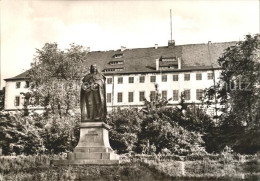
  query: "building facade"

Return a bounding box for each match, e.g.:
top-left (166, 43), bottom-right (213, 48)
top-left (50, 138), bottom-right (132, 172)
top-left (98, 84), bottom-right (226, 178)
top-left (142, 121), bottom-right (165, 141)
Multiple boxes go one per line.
top-left (4, 41), bottom-right (236, 115)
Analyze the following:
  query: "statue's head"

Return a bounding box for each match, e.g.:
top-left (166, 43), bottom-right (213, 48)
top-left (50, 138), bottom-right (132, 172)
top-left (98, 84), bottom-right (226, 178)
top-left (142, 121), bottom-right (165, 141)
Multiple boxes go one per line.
top-left (90, 64), bottom-right (97, 74)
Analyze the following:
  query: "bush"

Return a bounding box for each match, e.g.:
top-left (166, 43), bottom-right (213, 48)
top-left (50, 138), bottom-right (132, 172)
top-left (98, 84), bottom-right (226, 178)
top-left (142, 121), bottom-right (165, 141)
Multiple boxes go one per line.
top-left (0, 110), bottom-right (80, 155)
top-left (138, 107), bottom-right (206, 156)
top-left (107, 109), bottom-right (142, 154)
top-left (108, 106), bottom-right (207, 156)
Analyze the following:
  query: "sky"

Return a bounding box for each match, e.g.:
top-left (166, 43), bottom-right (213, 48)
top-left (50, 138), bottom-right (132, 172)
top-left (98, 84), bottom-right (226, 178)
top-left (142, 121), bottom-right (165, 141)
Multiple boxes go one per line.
top-left (1, 0), bottom-right (259, 88)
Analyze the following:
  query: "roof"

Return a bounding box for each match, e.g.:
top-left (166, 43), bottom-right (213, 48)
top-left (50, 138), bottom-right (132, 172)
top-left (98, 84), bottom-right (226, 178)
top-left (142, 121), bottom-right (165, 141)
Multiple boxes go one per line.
top-left (5, 41), bottom-right (237, 81)
top-left (4, 70), bottom-right (30, 81)
top-left (85, 41), bottom-right (236, 74)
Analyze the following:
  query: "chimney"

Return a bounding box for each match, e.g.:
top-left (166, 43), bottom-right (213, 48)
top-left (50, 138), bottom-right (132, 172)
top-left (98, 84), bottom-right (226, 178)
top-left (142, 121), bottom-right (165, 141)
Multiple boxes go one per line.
top-left (156, 58), bottom-right (160, 70)
top-left (177, 57), bottom-right (181, 69)
top-left (208, 41), bottom-right (212, 45)
top-left (121, 46), bottom-right (126, 51)
top-left (155, 44), bottom-right (158, 49)
top-left (168, 40), bottom-right (175, 47)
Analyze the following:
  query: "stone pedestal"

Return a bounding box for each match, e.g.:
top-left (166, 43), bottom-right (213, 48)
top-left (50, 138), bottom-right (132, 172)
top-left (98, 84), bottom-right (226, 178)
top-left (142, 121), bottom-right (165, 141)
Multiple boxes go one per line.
top-left (52, 122), bottom-right (120, 165)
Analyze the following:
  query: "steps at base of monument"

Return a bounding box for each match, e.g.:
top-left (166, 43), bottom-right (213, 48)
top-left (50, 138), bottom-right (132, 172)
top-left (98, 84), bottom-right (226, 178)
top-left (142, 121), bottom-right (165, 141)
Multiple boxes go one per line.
top-left (74, 146), bottom-right (113, 153)
top-left (51, 159), bottom-right (120, 165)
top-left (68, 152), bottom-right (119, 160)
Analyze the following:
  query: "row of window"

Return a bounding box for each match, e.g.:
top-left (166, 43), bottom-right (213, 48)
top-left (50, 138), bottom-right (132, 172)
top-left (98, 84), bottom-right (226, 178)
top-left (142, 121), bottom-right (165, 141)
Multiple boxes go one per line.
top-left (14, 72), bottom-right (213, 89)
top-left (14, 89), bottom-right (204, 106)
top-left (106, 89), bottom-right (204, 103)
top-left (107, 73), bottom-right (214, 84)
top-left (15, 81), bottom-right (30, 89)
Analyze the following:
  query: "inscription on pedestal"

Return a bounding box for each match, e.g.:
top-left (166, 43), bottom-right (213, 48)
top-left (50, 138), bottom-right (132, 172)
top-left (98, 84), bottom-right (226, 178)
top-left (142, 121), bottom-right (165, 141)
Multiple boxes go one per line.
top-left (85, 131), bottom-right (98, 142)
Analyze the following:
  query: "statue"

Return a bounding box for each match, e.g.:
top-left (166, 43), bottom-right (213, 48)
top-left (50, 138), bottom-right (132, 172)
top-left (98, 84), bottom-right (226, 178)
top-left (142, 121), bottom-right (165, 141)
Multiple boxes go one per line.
top-left (80, 64), bottom-right (107, 122)
top-left (52, 65), bottom-right (119, 166)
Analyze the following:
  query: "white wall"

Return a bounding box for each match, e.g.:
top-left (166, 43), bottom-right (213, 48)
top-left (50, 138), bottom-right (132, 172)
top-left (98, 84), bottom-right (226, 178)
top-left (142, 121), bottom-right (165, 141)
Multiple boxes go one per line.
top-left (105, 69), bottom-right (221, 110)
top-left (4, 69), bottom-right (222, 114)
top-left (4, 80), bottom-right (28, 110)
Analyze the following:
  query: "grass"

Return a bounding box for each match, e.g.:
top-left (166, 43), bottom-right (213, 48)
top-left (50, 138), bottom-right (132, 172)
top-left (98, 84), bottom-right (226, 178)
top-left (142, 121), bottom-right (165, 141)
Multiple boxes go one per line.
top-left (0, 154), bottom-right (260, 180)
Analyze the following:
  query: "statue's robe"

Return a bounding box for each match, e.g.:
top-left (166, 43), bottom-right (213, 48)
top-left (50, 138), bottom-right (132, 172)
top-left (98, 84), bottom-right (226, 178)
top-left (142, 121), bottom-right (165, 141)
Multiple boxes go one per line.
top-left (80, 73), bottom-right (107, 122)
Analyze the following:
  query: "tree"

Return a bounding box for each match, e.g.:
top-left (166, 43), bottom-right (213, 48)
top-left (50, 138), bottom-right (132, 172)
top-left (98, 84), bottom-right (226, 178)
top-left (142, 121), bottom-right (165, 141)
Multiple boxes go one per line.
top-left (0, 88), bottom-right (4, 111)
top-left (203, 34), bottom-right (260, 154)
top-left (28, 43), bottom-right (89, 117)
top-left (206, 34), bottom-right (260, 127)
top-left (142, 83), bottom-right (172, 114)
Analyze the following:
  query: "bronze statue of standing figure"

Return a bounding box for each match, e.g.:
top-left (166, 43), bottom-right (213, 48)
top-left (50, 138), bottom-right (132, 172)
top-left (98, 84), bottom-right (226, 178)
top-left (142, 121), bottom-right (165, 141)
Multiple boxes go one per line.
top-left (80, 64), bottom-right (107, 122)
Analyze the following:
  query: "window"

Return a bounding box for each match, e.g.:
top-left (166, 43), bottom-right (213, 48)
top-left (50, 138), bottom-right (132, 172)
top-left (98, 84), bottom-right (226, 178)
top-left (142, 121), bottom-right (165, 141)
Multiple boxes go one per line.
top-left (184, 90), bottom-right (190, 100)
top-left (15, 96), bottom-right (20, 106)
top-left (150, 76), bottom-right (156, 82)
top-left (208, 73), bottom-right (213, 80)
top-left (196, 73), bottom-right (202, 80)
top-left (109, 60), bottom-right (124, 65)
top-left (129, 77), bottom-right (134, 83)
top-left (173, 75), bottom-right (178, 81)
top-left (150, 91), bottom-right (156, 101)
top-left (107, 78), bottom-right (112, 84)
top-left (184, 74), bottom-right (190, 81)
top-left (139, 91), bottom-right (145, 101)
top-left (118, 77), bottom-right (123, 84)
top-left (162, 75), bottom-right (167, 82)
top-left (139, 76), bottom-right (145, 83)
top-left (196, 89), bottom-right (203, 100)
top-left (173, 90), bottom-right (179, 101)
top-left (162, 91), bottom-right (167, 99)
top-left (128, 92), bottom-right (134, 102)
top-left (107, 93), bottom-right (112, 103)
top-left (104, 68), bottom-right (124, 72)
top-left (16, 82), bottom-right (21, 89)
top-left (25, 81), bottom-right (30, 88)
top-left (114, 53), bottom-right (123, 58)
top-left (117, 92), bottom-right (123, 103)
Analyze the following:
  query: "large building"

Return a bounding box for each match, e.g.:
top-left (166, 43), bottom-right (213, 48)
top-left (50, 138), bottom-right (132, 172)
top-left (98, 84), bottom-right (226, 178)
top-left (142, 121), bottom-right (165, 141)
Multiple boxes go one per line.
top-left (4, 40), bottom-right (236, 115)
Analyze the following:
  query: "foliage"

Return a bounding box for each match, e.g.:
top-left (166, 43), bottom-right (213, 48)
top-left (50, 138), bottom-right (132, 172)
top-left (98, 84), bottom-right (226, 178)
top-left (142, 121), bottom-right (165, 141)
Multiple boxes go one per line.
top-left (203, 34), bottom-right (260, 154)
top-left (108, 84), bottom-right (208, 155)
top-left (206, 34), bottom-right (260, 127)
top-left (0, 111), bottom-right (45, 155)
top-left (142, 83), bottom-right (172, 114)
top-left (161, 106), bottom-right (214, 134)
top-left (0, 110), bottom-right (80, 155)
top-left (138, 107), bottom-right (206, 156)
top-left (27, 43), bottom-right (89, 117)
top-left (0, 88), bottom-right (4, 111)
top-left (107, 109), bottom-right (142, 154)
top-left (204, 124), bottom-right (260, 154)
top-left (43, 112), bottom-right (80, 154)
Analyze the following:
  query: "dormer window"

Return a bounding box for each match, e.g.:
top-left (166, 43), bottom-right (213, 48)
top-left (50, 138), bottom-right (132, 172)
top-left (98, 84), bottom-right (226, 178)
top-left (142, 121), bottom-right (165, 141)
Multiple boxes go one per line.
top-left (161, 57), bottom-right (176, 62)
top-left (109, 60), bottom-right (124, 65)
top-left (113, 53), bottom-right (123, 58)
top-left (158, 57), bottom-right (179, 70)
top-left (103, 68), bottom-right (124, 72)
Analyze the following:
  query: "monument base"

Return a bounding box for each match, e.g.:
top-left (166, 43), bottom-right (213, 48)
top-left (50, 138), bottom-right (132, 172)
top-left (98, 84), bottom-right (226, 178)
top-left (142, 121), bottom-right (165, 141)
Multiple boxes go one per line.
top-left (52, 122), bottom-right (120, 165)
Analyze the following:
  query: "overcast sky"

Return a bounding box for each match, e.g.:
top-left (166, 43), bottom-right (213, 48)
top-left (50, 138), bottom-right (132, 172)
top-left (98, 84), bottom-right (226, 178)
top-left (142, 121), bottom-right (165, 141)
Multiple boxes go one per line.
top-left (1, 0), bottom-right (259, 88)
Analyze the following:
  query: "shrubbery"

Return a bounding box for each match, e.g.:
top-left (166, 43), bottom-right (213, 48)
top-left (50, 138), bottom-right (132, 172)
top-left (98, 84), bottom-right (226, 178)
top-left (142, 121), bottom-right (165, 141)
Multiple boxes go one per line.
top-left (0, 110), bottom-right (80, 155)
top-left (107, 106), bottom-right (208, 156)
top-left (107, 108), bottom-right (142, 154)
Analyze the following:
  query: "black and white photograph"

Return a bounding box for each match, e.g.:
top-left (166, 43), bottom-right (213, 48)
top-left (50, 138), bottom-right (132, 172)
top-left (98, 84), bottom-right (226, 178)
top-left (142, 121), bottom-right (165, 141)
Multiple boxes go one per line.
top-left (0, 0), bottom-right (259, 180)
